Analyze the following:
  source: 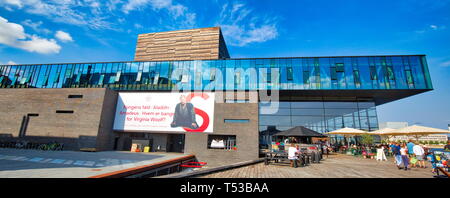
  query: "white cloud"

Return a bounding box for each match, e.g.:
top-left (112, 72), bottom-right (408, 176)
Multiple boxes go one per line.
top-left (16, 35), bottom-right (61, 54)
top-left (416, 24), bottom-right (446, 34)
top-left (55, 30), bottom-right (73, 42)
top-left (0, 0), bottom-right (23, 9)
top-left (1, 0), bottom-right (197, 32)
top-left (122, 0), bottom-right (196, 28)
top-left (217, 2), bottom-right (279, 46)
top-left (22, 19), bottom-right (51, 34)
top-left (0, 16), bottom-right (61, 54)
top-left (0, 60), bottom-right (17, 65)
top-left (134, 23), bottom-right (143, 29)
top-left (1, 0), bottom-right (116, 30)
top-left (7, 60), bottom-right (17, 65)
top-left (122, 0), bottom-right (171, 13)
top-left (439, 60), bottom-right (450, 67)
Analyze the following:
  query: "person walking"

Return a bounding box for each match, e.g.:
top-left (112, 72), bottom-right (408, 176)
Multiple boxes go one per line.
top-left (407, 140), bottom-right (415, 157)
top-left (392, 142), bottom-right (403, 169)
top-left (322, 144), bottom-right (329, 158)
top-left (400, 143), bottom-right (410, 171)
top-left (413, 143), bottom-right (426, 168)
top-left (389, 142), bottom-right (396, 158)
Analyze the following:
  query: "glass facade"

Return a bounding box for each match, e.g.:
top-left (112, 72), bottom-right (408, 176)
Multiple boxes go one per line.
top-left (0, 55), bottom-right (432, 140)
top-left (259, 99), bottom-right (378, 134)
top-left (0, 55), bottom-right (432, 91)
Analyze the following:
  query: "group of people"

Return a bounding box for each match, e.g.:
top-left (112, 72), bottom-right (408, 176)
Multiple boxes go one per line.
top-left (389, 140), bottom-right (427, 171)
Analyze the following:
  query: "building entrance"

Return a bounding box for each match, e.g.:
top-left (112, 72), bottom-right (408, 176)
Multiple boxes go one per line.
top-left (115, 132), bottom-right (185, 153)
top-left (166, 134), bottom-right (185, 153)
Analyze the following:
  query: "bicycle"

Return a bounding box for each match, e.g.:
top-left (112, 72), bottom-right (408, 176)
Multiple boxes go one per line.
top-left (15, 141), bottom-right (29, 149)
top-left (38, 142), bottom-right (64, 151)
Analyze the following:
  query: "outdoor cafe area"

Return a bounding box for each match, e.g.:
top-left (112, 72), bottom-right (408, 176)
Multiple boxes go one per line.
top-left (263, 126), bottom-right (326, 168)
top-left (262, 125), bottom-right (450, 175)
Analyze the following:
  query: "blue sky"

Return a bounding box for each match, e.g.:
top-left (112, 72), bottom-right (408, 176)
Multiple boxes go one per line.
top-left (0, 0), bottom-right (449, 129)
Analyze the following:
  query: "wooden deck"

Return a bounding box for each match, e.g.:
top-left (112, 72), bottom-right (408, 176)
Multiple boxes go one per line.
top-left (198, 154), bottom-right (435, 178)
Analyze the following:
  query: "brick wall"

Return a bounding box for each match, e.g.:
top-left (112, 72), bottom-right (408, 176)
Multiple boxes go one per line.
top-left (184, 91), bottom-right (259, 167)
top-left (0, 88), bottom-right (117, 151)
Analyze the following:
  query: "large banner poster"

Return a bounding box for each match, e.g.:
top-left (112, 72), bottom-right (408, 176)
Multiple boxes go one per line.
top-left (113, 92), bottom-right (215, 133)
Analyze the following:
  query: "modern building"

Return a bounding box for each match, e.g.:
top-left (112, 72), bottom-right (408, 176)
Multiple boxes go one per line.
top-left (0, 27), bottom-right (433, 166)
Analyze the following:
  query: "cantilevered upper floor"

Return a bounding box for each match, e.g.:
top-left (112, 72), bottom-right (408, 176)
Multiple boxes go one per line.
top-left (0, 55), bottom-right (433, 105)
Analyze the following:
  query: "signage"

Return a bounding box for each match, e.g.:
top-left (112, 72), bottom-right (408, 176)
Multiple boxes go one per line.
top-left (113, 92), bottom-right (215, 133)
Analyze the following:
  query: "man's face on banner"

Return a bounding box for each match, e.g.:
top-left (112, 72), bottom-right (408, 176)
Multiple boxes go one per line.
top-left (180, 95), bottom-right (186, 104)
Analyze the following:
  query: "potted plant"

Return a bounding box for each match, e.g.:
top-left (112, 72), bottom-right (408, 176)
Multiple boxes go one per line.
top-left (360, 134), bottom-right (374, 146)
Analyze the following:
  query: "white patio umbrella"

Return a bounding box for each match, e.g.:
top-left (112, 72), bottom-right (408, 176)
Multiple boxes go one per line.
top-left (386, 125), bottom-right (450, 142)
top-left (368, 128), bottom-right (397, 142)
top-left (326, 127), bottom-right (368, 147)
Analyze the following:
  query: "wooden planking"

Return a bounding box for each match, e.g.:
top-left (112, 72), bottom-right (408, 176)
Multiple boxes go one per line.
top-left (134, 27), bottom-right (229, 61)
top-left (198, 154), bottom-right (435, 178)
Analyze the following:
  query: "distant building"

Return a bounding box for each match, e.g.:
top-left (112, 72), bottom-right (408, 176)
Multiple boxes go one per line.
top-left (379, 122), bottom-right (408, 129)
top-left (379, 122), bottom-right (447, 143)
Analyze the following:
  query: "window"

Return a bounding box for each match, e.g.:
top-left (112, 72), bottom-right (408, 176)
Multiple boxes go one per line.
top-left (195, 72), bottom-right (202, 86)
top-left (210, 69), bottom-right (216, 81)
top-left (54, 72), bottom-right (60, 84)
top-left (266, 70), bottom-right (271, 83)
top-left (369, 66), bottom-right (377, 80)
top-left (286, 67), bottom-right (293, 81)
top-left (98, 74), bottom-right (105, 85)
top-left (108, 76), bottom-right (116, 84)
top-left (330, 67), bottom-right (337, 80)
top-left (136, 71), bottom-right (142, 82)
top-left (224, 119), bottom-right (249, 123)
top-left (335, 63), bottom-right (345, 72)
top-left (68, 95), bottom-right (83, 99)
top-left (386, 66), bottom-right (395, 80)
top-left (234, 72), bottom-right (241, 85)
top-left (74, 74), bottom-right (81, 84)
top-left (115, 71), bottom-right (121, 82)
top-left (353, 70), bottom-right (361, 86)
top-left (27, 113), bottom-right (39, 117)
top-left (153, 74), bottom-right (160, 85)
top-left (207, 135), bottom-right (237, 150)
top-left (303, 71), bottom-right (310, 84)
top-left (56, 110), bottom-right (74, 114)
top-left (405, 70), bottom-right (414, 85)
top-left (181, 74), bottom-right (188, 83)
top-left (20, 76), bottom-right (27, 85)
top-left (42, 75), bottom-right (49, 86)
top-left (225, 99), bottom-right (249, 103)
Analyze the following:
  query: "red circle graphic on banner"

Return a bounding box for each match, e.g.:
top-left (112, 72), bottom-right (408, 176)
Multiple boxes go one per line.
top-left (182, 93), bottom-right (211, 132)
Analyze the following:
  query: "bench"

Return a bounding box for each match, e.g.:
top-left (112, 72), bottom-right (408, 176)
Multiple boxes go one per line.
top-left (264, 151), bottom-right (310, 167)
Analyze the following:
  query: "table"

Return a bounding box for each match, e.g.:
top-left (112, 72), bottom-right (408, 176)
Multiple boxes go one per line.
top-left (264, 151), bottom-right (311, 167)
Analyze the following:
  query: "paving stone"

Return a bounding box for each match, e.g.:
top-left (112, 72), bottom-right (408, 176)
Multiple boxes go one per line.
top-left (199, 154), bottom-right (435, 178)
